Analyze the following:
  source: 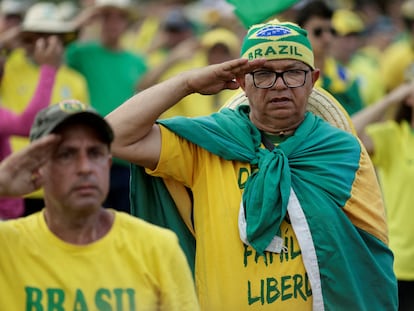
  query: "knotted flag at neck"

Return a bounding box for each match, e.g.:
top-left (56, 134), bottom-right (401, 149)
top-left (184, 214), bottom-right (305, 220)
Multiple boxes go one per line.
top-left (158, 106), bottom-right (353, 254)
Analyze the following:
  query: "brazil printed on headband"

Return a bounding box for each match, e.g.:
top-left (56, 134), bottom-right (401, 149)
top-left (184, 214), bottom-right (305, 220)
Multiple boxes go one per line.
top-left (240, 23), bottom-right (314, 68)
top-left (243, 42), bottom-right (308, 61)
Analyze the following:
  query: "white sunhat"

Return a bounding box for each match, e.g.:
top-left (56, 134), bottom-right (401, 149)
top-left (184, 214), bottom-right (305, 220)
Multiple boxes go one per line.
top-left (94, 0), bottom-right (139, 21)
top-left (21, 2), bottom-right (76, 34)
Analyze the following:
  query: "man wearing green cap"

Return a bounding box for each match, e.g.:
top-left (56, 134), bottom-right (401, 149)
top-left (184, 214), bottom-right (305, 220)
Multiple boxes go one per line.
top-left (0, 99), bottom-right (199, 310)
top-left (107, 19), bottom-right (397, 310)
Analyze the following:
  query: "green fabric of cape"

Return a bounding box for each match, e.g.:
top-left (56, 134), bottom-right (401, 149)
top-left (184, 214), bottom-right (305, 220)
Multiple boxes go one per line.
top-left (131, 105), bottom-right (357, 258)
top-left (130, 106), bottom-right (397, 309)
top-left (131, 105), bottom-right (354, 262)
top-left (130, 165), bottom-right (196, 273)
top-left (157, 106), bottom-right (359, 255)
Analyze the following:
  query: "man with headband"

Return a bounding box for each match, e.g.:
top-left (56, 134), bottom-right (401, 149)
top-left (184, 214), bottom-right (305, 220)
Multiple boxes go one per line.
top-left (106, 19), bottom-right (397, 310)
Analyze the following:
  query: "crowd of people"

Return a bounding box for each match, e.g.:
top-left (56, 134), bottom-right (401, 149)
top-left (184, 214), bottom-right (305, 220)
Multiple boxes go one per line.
top-left (0, 0), bottom-right (413, 310)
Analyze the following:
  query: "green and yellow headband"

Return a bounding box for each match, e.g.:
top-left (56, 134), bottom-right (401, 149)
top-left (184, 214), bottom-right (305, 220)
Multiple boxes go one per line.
top-left (240, 19), bottom-right (315, 69)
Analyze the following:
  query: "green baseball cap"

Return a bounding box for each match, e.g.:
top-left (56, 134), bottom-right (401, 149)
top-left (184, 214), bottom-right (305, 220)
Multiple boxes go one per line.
top-left (30, 99), bottom-right (114, 144)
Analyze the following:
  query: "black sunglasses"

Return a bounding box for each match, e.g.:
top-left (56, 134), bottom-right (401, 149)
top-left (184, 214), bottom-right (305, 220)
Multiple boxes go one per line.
top-left (312, 27), bottom-right (337, 37)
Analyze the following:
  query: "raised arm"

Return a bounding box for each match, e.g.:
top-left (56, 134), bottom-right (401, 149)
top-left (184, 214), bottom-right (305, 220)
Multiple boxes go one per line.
top-left (106, 58), bottom-right (265, 169)
top-left (0, 36), bottom-right (62, 136)
top-left (352, 80), bottom-right (414, 154)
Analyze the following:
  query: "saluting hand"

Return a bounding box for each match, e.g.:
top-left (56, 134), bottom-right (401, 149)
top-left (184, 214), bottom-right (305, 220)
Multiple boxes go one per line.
top-left (0, 135), bottom-right (61, 197)
top-left (184, 58), bottom-right (266, 95)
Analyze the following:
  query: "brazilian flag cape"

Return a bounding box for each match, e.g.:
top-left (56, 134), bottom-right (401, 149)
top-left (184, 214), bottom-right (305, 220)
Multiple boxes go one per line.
top-left (130, 106), bottom-right (397, 310)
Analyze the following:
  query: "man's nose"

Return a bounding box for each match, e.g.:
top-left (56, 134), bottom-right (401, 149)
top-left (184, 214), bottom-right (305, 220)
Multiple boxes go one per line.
top-left (273, 75), bottom-right (287, 89)
top-left (77, 152), bottom-right (92, 172)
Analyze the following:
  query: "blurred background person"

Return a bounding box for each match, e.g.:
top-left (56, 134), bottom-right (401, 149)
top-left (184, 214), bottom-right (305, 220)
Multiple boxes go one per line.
top-left (121, 0), bottom-right (204, 56)
top-left (144, 6), bottom-right (197, 68)
top-left (0, 0), bottom-right (29, 53)
top-left (330, 8), bottom-right (388, 107)
top-left (65, 0), bottom-right (148, 213)
top-left (381, 0), bottom-right (414, 92)
top-left (384, 0), bottom-right (406, 37)
top-left (294, 0), bottom-right (365, 115)
top-left (137, 7), bottom-right (241, 118)
top-left (198, 27), bottom-right (241, 110)
top-left (136, 6), bottom-right (204, 117)
top-left (352, 64), bottom-right (414, 311)
top-left (0, 35), bottom-right (62, 219)
top-left (347, 9), bottom-right (397, 106)
top-left (0, 1), bottom-right (89, 214)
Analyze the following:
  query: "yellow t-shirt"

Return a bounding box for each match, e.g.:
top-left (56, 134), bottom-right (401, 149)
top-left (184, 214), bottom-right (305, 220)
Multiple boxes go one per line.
top-left (366, 120), bottom-right (414, 280)
top-left (121, 16), bottom-right (161, 55)
top-left (349, 46), bottom-right (386, 106)
top-left (147, 126), bottom-right (313, 310)
top-left (0, 210), bottom-right (199, 311)
top-left (381, 39), bottom-right (414, 92)
top-left (0, 48), bottom-right (89, 198)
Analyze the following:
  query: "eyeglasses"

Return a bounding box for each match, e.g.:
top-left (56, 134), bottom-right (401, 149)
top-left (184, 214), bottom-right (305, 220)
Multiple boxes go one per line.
top-left (312, 27), bottom-right (337, 37)
top-left (250, 69), bottom-right (310, 89)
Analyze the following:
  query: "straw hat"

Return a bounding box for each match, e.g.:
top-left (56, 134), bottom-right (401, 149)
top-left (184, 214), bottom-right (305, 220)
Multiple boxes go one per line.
top-left (223, 87), bottom-right (355, 134)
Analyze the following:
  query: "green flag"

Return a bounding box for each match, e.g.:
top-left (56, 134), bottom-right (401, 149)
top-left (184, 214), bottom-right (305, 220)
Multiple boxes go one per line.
top-left (226, 0), bottom-right (301, 28)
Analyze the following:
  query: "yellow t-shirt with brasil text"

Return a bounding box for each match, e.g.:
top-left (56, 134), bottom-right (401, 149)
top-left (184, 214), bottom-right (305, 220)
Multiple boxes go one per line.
top-left (0, 210), bottom-right (199, 311)
top-left (147, 126), bottom-right (312, 310)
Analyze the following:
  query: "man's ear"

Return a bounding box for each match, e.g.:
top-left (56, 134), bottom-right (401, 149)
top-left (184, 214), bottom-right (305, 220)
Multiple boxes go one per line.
top-left (311, 69), bottom-right (320, 87)
top-left (236, 76), bottom-right (246, 90)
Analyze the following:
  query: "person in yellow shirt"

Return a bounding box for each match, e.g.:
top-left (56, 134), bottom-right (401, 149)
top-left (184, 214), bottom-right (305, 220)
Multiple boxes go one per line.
top-left (295, 1), bottom-right (365, 115)
top-left (331, 8), bottom-right (387, 106)
top-left (65, 0), bottom-right (148, 214)
top-left (352, 66), bottom-right (414, 311)
top-left (0, 99), bottom-right (199, 311)
top-left (160, 26), bottom-right (242, 118)
top-left (381, 0), bottom-right (414, 92)
top-left (136, 7), bottom-right (207, 118)
top-left (106, 19), bottom-right (397, 310)
top-left (138, 21), bottom-right (242, 118)
top-left (0, 2), bottom-right (89, 213)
